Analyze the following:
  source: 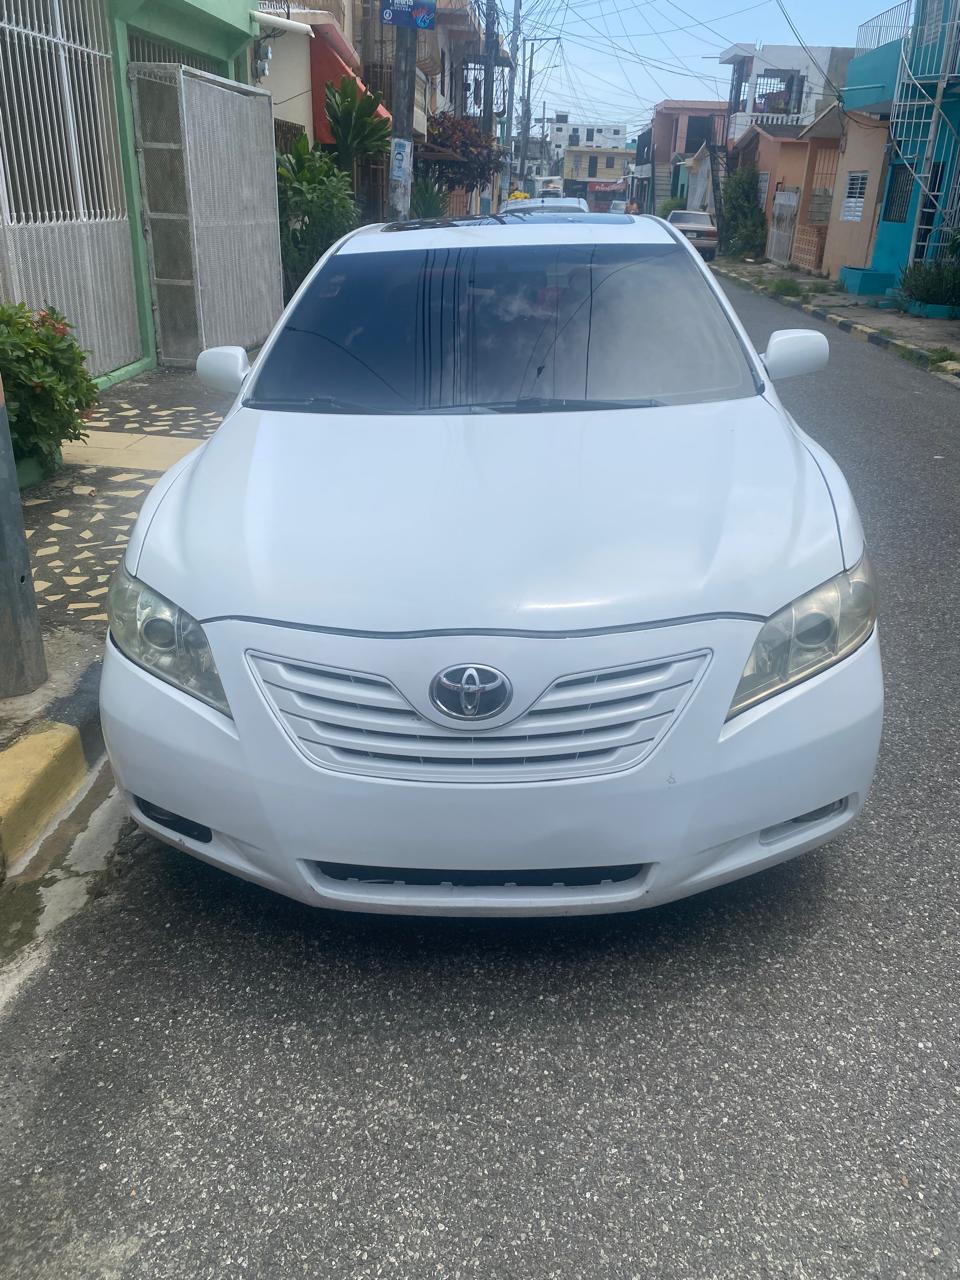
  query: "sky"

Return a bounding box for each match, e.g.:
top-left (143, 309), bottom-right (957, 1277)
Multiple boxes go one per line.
top-left (498, 0), bottom-right (885, 140)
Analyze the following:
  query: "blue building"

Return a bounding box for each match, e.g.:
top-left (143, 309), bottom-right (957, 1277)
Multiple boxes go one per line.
top-left (842, 0), bottom-right (960, 294)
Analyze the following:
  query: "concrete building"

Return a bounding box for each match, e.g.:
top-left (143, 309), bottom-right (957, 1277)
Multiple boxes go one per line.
top-left (548, 116), bottom-right (628, 162)
top-left (563, 146), bottom-right (631, 210)
top-left (721, 43), bottom-right (856, 144)
top-left (632, 100), bottom-right (726, 213)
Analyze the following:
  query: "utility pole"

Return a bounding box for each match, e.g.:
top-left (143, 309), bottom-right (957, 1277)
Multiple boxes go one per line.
top-left (518, 38), bottom-right (535, 182)
top-left (0, 372), bottom-right (46, 697)
top-left (503, 0), bottom-right (522, 189)
top-left (482, 0), bottom-right (497, 136)
top-left (388, 23), bottom-right (417, 220)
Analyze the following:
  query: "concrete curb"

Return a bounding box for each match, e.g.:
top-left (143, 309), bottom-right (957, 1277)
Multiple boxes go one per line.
top-left (0, 658), bottom-right (103, 880)
top-left (712, 265), bottom-right (960, 390)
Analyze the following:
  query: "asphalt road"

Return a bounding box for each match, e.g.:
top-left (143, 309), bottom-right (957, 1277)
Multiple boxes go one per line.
top-left (2, 282), bottom-right (959, 1279)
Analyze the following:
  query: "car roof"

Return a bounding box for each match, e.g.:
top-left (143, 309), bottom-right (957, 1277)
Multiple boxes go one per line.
top-left (340, 214), bottom-right (674, 255)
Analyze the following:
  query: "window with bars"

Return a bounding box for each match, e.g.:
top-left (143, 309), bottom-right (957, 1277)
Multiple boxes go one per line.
top-left (0, 0), bottom-right (127, 224)
top-left (757, 170), bottom-right (770, 209)
top-left (920, 0), bottom-right (943, 44)
top-left (605, 154), bottom-right (615, 168)
top-left (128, 32), bottom-right (222, 74)
top-left (882, 164), bottom-right (913, 223)
top-left (841, 171), bottom-right (869, 222)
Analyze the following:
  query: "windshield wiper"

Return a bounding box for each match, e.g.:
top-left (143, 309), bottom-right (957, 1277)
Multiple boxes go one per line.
top-left (244, 395), bottom-right (387, 414)
top-left (480, 396), bottom-right (664, 413)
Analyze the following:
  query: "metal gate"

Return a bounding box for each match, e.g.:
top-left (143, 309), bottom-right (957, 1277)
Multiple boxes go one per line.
top-left (767, 188), bottom-right (799, 265)
top-left (0, 0), bottom-right (141, 376)
top-left (128, 64), bottom-right (283, 365)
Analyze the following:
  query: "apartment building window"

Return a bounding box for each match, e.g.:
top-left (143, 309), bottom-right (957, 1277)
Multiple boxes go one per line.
top-left (588, 155), bottom-right (598, 177)
top-left (613, 128), bottom-right (621, 136)
top-left (439, 50), bottom-right (446, 96)
top-left (841, 171), bottom-right (869, 221)
top-left (586, 127), bottom-right (595, 142)
top-left (606, 155), bottom-right (615, 168)
top-left (556, 112), bottom-right (568, 124)
top-left (882, 164), bottom-right (912, 222)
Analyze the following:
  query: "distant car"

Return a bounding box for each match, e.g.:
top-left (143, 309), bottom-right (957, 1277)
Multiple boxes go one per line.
top-left (609, 199), bottom-right (628, 214)
top-left (499, 196), bottom-right (589, 214)
top-left (666, 208), bottom-right (718, 259)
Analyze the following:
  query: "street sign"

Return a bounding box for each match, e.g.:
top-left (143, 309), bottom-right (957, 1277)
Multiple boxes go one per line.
top-left (380, 0), bottom-right (436, 29)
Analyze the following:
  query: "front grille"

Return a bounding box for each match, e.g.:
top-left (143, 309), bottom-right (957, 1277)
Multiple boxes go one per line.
top-left (249, 649), bottom-right (709, 783)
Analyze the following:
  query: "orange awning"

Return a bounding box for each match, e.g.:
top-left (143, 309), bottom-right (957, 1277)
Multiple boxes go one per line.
top-left (310, 38), bottom-right (391, 145)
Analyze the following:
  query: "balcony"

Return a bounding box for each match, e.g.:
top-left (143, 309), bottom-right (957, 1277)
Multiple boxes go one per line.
top-left (856, 1), bottom-right (910, 52)
top-left (727, 111), bottom-right (803, 142)
top-left (257, 0), bottom-right (349, 30)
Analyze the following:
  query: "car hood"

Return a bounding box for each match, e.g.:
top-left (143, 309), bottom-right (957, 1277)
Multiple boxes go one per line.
top-left (133, 397), bottom-right (842, 634)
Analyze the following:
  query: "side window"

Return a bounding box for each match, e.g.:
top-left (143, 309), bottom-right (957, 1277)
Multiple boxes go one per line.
top-left (606, 155), bottom-right (615, 169)
top-left (588, 155), bottom-right (598, 177)
top-left (841, 171), bottom-right (869, 222)
top-left (882, 164), bottom-right (912, 222)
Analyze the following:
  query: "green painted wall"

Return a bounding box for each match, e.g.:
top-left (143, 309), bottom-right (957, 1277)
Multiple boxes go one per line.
top-left (107, 0), bottom-right (256, 372)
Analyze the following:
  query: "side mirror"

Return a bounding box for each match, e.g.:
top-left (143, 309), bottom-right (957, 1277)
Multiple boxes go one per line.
top-left (761, 329), bottom-right (828, 381)
top-left (196, 346), bottom-right (251, 396)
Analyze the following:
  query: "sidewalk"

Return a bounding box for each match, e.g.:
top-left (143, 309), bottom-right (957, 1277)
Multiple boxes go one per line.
top-left (713, 257), bottom-right (960, 378)
top-left (22, 369), bottom-right (231, 631)
top-left (1, 369), bottom-right (231, 882)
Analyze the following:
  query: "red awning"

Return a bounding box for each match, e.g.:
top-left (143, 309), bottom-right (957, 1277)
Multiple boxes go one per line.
top-left (310, 38), bottom-right (391, 145)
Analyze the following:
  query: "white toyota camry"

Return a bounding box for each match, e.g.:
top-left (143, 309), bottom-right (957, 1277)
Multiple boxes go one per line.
top-left (101, 213), bottom-right (883, 917)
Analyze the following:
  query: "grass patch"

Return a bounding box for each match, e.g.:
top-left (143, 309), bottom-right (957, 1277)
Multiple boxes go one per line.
top-left (768, 276), bottom-right (804, 298)
top-left (926, 345), bottom-right (958, 366)
top-left (896, 345), bottom-right (928, 366)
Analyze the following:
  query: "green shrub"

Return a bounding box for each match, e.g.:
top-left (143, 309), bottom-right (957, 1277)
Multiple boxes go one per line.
top-left (277, 134), bottom-right (360, 300)
top-left (0, 303), bottom-right (95, 468)
top-left (657, 195), bottom-right (685, 219)
top-left (927, 345), bottom-right (958, 365)
top-left (410, 177), bottom-right (450, 219)
top-left (723, 165), bottom-right (767, 258)
top-left (899, 259), bottom-right (960, 306)
top-left (769, 276), bottom-right (803, 297)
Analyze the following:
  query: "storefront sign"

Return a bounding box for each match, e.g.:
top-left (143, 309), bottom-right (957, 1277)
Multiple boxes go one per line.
top-left (381, 0), bottom-right (436, 29)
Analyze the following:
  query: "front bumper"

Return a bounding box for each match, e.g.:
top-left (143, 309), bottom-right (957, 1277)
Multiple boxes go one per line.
top-left (100, 618), bottom-right (883, 916)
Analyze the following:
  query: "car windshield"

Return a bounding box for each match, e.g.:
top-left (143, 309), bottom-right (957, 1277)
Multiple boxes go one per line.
top-left (671, 211), bottom-right (713, 225)
top-left (247, 242), bottom-right (757, 414)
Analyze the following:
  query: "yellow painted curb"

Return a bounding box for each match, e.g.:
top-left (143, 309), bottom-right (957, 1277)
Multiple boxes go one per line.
top-left (0, 723), bottom-right (87, 875)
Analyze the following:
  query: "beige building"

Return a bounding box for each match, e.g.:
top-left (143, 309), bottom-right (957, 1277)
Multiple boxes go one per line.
top-left (563, 146), bottom-right (632, 183)
top-left (820, 109), bottom-right (889, 279)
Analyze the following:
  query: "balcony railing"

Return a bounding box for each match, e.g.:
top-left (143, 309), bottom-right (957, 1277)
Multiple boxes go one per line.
top-left (856, 1), bottom-right (911, 53)
top-left (727, 110), bottom-right (803, 142)
top-left (903, 0), bottom-right (960, 79)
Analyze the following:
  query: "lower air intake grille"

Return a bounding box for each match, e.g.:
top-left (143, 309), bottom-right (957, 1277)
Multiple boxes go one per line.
top-left (312, 861), bottom-right (651, 889)
top-left (249, 650), bottom-right (709, 783)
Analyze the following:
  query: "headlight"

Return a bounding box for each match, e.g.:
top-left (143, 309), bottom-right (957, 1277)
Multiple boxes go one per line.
top-left (107, 565), bottom-right (232, 717)
top-left (727, 555), bottom-right (877, 720)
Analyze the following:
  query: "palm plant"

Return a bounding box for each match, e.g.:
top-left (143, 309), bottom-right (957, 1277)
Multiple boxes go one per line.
top-left (325, 76), bottom-right (391, 178)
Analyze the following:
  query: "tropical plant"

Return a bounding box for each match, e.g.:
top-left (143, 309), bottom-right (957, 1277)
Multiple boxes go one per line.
top-left (423, 113), bottom-right (502, 192)
top-left (276, 133), bottom-right (360, 299)
top-left (656, 195), bottom-right (685, 219)
top-left (0, 303), bottom-right (95, 468)
top-left (410, 177), bottom-right (450, 219)
top-left (723, 164), bottom-right (767, 258)
top-left (325, 75), bottom-right (391, 176)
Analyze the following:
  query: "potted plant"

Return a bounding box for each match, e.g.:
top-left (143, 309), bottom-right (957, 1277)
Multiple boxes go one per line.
top-left (0, 303), bottom-right (96, 488)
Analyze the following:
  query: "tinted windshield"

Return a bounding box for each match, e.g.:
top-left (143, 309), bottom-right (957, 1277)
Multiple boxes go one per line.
top-left (248, 242), bottom-right (757, 414)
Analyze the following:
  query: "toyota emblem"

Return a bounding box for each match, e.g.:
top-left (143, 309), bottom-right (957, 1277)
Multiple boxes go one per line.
top-left (430, 664), bottom-right (513, 720)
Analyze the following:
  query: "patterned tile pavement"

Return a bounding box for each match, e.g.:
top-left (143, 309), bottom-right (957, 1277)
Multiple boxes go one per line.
top-left (23, 464), bottom-right (157, 628)
top-left (23, 370), bottom-right (232, 631)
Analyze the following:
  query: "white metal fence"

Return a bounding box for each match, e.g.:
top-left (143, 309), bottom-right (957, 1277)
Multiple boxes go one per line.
top-left (128, 64), bottom-right (283, 365)
top-left (0, 0), bottom-right (141, 374)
